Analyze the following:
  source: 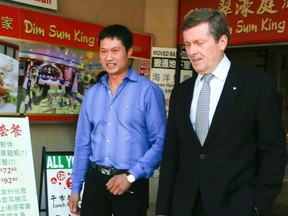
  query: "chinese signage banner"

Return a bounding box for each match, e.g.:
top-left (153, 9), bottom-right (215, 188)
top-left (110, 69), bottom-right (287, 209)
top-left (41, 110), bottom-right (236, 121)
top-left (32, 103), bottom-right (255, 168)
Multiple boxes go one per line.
top-left (40, 149), bottom-right (74, 216)
top-left (0, 4), bottom-right (152, 59)
top-left (0, 116), bottom-right (39, 215)
top-left (177, 0), bottom-right (288, 45)
top-left (10, 0), bottom-right (58, 10)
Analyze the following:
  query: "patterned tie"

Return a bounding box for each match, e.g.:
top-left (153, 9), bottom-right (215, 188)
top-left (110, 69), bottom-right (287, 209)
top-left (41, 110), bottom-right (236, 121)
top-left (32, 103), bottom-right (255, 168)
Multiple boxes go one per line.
top-left (195, 74), bottom-right (214, 145)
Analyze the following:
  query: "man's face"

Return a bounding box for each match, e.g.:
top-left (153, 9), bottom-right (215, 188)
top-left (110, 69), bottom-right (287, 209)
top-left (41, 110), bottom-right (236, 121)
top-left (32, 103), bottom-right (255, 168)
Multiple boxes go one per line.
top-left (183, 22), bottom-right (227, 74)
top-left (99, 37), bottom-right (133, 75)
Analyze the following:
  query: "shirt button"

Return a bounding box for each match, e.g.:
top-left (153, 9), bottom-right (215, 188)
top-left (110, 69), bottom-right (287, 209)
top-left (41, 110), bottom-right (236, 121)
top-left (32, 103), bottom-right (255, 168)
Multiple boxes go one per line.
top-left (108, 122), bottom-right (112, 125)
top-left (107, 139), bottom-right (110, 143)
top-left (110, 106), bottom-right (113, 108)
top-left (200, 154), bottom-right (205, 159)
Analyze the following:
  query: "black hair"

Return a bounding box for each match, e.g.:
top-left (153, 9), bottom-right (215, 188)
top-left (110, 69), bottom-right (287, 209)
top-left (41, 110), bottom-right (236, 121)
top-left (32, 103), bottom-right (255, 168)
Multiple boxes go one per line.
top-left (98, 24), bottom-right (133, 52)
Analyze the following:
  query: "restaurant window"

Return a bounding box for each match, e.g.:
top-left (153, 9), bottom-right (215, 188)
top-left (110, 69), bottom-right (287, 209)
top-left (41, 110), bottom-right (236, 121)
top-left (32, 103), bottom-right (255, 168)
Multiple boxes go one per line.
top-left (0, 40), bottom-right (18, 59)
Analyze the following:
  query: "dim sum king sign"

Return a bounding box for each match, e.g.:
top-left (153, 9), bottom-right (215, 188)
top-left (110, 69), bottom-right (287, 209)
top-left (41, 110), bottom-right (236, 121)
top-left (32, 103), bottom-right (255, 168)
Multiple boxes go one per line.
top-left (177, 0), bottom-right (288, 45)
top-left (0, 4), bottom-right (152, 59)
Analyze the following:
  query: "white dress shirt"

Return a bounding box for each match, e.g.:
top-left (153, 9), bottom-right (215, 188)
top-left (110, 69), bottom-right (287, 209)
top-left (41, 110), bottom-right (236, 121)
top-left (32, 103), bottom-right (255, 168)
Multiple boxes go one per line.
top-left (190, 54), bottom-right (231, 130)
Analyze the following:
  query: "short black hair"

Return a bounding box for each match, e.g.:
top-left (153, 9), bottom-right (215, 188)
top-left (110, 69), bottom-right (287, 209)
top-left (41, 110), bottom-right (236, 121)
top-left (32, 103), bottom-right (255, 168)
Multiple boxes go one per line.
top-left (98, 24), bottom-right (133, 52)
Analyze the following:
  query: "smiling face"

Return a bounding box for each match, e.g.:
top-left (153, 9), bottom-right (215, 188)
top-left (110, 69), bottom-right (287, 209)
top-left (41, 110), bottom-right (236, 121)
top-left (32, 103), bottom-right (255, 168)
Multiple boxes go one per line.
top-left (99, 37), bottom-right (133, 76)
top-left (183, 22), bottom-right (228, 75)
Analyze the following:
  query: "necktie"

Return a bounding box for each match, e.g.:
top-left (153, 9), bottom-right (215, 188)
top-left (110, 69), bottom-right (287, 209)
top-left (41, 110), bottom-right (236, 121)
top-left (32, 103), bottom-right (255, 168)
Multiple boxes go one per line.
top-left (195, 74), bottom-right (214, 145)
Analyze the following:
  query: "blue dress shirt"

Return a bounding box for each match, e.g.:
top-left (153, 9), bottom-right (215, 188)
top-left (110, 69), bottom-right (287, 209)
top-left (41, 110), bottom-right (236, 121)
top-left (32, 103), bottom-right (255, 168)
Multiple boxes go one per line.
top-left (71, 67), bottom-right (166, 194)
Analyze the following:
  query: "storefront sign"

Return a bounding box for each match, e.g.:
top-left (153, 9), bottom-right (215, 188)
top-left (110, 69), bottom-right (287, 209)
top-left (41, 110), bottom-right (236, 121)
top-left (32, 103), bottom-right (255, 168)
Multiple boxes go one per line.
top-left (0, 4), bottom-right (152, 59)
top-left (177, 0), bottom-right (288, 45)
top-left (0, 116), bottom-right (39, 215)
top-left (11, 0), bottom-right (58, 11)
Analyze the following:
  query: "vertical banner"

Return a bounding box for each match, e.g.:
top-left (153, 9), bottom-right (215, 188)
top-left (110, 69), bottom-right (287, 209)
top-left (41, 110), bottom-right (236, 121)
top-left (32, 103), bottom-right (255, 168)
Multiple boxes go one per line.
top-left (0, 116), bottom-right (39, 215)
top-left (39, 147), bottom-right (74, 216)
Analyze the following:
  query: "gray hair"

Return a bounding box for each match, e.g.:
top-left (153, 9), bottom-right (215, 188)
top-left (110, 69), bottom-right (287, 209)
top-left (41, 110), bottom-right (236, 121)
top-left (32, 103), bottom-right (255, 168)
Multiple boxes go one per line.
top-left (182, 8), bottom-right (230, 42)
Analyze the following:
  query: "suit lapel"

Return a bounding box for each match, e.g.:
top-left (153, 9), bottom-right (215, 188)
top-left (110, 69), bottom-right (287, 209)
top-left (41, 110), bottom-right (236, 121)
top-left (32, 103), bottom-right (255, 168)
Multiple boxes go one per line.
top-left (184, 75), bottom-right (197, 111)
top-left (177, 75), bottom-right (197, 127)
top-left (205, 62), bottom-right (245, 146)
top-left (178, 74), bottom-right (204, 147)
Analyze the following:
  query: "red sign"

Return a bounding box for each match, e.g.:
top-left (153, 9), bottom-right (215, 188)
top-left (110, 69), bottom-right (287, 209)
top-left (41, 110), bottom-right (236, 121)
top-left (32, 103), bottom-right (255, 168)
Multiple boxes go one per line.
top-left (177, 0), bottom-right (288, 45)
top-left (0, 5), bottom-right (20, 39)
top-left (0, 4), bottom-right (152, 59)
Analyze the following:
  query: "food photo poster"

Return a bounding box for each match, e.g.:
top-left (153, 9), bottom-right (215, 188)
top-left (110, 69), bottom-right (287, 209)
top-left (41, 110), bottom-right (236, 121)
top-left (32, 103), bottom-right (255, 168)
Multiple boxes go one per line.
top-left (0, 38), bottom-right (102, 116)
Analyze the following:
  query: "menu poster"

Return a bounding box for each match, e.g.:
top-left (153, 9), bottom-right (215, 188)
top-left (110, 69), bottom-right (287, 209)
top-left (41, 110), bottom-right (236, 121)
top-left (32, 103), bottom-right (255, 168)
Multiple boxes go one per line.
top-left (39, 147), bottom-right (74, 216)
top-left (0, 116), bottom-right (39, 216)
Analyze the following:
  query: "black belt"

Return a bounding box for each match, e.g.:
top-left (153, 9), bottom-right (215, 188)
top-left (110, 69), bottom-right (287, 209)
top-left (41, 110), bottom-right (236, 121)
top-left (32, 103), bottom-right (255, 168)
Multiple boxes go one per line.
top-left (90, 163), bottom-right (127, 176)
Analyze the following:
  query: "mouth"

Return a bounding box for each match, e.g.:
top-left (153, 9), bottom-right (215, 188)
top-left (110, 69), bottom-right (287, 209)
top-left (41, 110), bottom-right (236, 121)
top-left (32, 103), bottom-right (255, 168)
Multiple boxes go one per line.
top-left (106, 63), bottom-right (116, 69)
top-left (191, 58), bottom-right (202, 63)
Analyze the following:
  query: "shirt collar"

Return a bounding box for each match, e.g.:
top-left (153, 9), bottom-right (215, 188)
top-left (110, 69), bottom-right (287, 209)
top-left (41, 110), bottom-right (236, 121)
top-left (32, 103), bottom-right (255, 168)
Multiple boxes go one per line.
top-left (99, 67), bottom-right (138, 84)
top-left (196, 54), bottom-right (231, 84)
top-left (125, 67), bottom-right (138, 82)
top-left (213, 54), bottom-right (230, 81)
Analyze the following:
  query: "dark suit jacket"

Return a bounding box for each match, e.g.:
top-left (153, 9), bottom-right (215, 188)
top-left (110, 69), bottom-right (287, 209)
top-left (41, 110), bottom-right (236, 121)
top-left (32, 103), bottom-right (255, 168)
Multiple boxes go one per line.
top-left (156, 62), bottom-right (287, 216)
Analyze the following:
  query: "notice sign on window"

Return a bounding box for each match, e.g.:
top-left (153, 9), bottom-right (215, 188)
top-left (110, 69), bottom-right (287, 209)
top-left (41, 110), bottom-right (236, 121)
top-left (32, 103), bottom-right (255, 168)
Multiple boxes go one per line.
top-left (0, 116), bottom-right (39, 215)
top-left (10, 0), bottom-right (58, 10)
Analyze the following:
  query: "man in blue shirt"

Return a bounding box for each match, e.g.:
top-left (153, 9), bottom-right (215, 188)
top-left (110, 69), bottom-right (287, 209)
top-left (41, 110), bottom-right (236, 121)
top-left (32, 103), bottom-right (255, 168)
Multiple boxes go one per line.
top-left (68, 24), bottom-right (166, 216)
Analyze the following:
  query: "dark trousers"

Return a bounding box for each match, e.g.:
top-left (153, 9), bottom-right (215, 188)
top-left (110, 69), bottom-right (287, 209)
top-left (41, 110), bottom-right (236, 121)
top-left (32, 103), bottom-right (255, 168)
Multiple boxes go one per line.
top-left (80, 167), bottom-right (149, 216)
top-left (192, 190), bottom-right (207, 216)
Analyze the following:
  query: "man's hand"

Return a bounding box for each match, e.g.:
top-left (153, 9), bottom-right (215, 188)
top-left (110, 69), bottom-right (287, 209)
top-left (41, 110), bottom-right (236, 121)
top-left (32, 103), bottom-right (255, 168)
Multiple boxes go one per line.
top-left (106, 173), bottom-right (132, 195)
top-left (68, 193), bottom-right (81, 215)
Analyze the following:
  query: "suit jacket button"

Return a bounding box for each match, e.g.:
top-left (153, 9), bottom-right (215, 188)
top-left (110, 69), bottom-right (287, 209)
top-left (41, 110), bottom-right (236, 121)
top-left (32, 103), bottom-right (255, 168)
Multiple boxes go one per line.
top-left (200, 154), bottom-right (205, 159)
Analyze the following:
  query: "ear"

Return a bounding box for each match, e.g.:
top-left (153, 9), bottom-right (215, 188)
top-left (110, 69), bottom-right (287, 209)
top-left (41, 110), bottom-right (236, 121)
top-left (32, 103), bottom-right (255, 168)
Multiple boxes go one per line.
top-left (219, 35), bottom-right (228, 51)
top-left (127, 47), bottom-right (133, 58)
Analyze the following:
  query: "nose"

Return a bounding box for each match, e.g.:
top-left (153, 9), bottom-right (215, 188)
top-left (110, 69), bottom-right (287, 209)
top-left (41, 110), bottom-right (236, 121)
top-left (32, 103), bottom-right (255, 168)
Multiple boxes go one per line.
top-left (186, 44), bottom-right (197, 56)
top-left (106, 51), bottom-right (113, 61)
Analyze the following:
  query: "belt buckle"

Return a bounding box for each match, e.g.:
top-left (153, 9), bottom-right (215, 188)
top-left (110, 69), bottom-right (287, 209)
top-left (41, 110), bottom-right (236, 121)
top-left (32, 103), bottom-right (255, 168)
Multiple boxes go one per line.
top-left (101, 167), bottom-right (111, 175)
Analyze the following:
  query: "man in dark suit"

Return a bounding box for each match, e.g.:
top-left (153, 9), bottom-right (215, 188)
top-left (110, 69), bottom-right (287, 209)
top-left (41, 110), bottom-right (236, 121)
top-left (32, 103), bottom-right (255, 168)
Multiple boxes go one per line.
top-left (156, 8), bottom-right (287, 216)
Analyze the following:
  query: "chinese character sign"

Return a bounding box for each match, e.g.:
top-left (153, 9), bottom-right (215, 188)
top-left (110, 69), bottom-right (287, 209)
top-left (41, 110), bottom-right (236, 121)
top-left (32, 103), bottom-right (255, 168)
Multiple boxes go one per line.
top-left (0, 4), bottom-right (152, 59)
top-left (177, 0), bottom-right (288, 45)
top-left (0, 116), bottom-right (39, 216)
